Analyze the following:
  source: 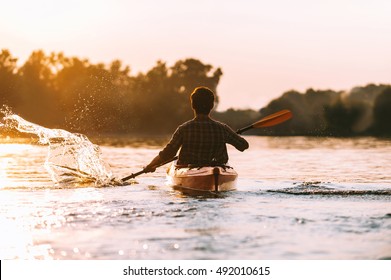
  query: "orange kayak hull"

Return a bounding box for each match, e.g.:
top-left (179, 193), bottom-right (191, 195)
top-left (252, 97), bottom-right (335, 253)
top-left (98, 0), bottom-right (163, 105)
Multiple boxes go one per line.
top-left (167, 164), bottom-right (237, 192)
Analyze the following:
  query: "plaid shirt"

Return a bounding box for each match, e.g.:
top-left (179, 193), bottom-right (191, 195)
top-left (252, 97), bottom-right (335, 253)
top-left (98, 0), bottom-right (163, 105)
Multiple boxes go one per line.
top-left (159, 116), bottom-right (249, 165)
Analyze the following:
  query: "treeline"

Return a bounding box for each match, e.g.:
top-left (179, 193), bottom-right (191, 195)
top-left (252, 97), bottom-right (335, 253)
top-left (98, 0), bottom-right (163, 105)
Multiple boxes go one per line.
top-left (0, 49), bottom-right (222, 134)
top-left (258, 84), bottom-right (391, 136)
top-left (1, 49), bottom-right (391, 137)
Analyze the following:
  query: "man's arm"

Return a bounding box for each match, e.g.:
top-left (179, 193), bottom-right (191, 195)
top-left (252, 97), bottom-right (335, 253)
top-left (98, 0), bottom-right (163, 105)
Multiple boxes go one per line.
top-left (225, 124), bottom-right (249, 151)
top-left (144, 155), bottom-right (164, 172)
top-left (144, 126), bottom-right (183, 172)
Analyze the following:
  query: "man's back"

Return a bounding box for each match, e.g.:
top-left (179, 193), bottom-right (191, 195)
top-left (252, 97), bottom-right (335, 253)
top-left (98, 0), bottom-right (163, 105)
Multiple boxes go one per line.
top-left (160, 116), bottom-right (248, 165)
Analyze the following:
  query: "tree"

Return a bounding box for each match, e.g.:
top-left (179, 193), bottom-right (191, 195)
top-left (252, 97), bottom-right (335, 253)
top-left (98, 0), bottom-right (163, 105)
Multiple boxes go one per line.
top-left (324, 98), bottom-right (362, 136)
top-left (16, 50), bottom-right (61, 126)
top-left (258, 89), bottom-right (340, 135)
top-left (122, 58), bottom-right (223, 134)
top-left (372, 87), bottom-right (391, 135)
top-left (0, 49), bottom-right (19, 107)
top-left (170, 58), bottom-right (222, 100)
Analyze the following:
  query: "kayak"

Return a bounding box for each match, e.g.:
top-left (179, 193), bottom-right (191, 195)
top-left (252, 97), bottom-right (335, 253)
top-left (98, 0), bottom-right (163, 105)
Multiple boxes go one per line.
top-left (167, 163), bottom-right (238, 192)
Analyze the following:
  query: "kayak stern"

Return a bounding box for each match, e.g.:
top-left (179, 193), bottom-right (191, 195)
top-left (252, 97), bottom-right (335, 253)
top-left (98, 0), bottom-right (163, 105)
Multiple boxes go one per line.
top-left (167, 164), bottom-right (237, 192)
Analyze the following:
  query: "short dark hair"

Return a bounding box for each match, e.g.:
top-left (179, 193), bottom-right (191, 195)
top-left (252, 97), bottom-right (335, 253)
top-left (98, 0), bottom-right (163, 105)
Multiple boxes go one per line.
top-left (190, 87), bottom-right (215, 114)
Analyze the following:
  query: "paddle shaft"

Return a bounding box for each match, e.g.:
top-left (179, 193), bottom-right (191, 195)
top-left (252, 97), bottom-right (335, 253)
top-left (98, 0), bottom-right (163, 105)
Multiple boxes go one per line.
top-left (236, 109), bottom-right (292, 134)
top-left (236, 124), bottom-right (253, 135)
top-left (121, 155), bottom-right (178, 181)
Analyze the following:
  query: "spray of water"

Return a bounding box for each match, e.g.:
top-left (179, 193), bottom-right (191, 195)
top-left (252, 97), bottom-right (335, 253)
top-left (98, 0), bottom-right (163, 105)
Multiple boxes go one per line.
top-left (1, 108), bottom-right (114, 186)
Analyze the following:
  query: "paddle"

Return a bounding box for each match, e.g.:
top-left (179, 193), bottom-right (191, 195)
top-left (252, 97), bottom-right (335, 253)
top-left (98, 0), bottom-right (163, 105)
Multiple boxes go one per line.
top-left (236, 109), bottom-right (292, 134)
top-left (121, 155), bottom-right (178, 181)
top-left (121, 109), bottom-right (292, 181)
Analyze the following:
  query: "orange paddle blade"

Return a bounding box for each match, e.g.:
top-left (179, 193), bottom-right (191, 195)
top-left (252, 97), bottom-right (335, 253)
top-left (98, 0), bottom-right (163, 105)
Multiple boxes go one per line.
top-left (252, 109), bottom-right (293, 128)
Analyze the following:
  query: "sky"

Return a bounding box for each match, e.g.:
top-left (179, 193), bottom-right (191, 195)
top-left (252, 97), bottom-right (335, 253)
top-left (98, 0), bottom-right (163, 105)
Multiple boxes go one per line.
top-left (1, 0), bottom-right (391, 111)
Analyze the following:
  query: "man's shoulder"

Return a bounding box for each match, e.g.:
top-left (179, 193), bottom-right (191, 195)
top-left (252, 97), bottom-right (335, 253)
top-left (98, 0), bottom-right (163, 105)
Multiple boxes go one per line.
top-left (209, 118), bottom-right (230, 128)
top-left (179, 119), bottom-right (195, 128)
top-left (175, 119), bottom-right (196, 132)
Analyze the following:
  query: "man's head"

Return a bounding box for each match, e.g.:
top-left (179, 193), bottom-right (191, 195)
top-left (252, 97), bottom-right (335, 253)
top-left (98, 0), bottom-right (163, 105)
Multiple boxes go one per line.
top-left (190, 87), bottom-right (215, 115)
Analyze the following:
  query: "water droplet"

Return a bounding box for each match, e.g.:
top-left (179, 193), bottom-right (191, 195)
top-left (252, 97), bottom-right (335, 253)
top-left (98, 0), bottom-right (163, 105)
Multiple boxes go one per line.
top-left (60, 251), bottom-right (67, 256)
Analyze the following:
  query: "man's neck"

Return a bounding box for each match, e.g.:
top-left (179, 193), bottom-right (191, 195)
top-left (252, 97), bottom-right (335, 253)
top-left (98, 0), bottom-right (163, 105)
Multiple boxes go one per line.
top-left (194, 114), bottom-right (210, 120)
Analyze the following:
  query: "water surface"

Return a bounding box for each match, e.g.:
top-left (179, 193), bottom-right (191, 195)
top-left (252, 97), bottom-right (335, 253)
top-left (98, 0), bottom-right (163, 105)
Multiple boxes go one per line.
top-left (1, 136), bottom-right (390, 259)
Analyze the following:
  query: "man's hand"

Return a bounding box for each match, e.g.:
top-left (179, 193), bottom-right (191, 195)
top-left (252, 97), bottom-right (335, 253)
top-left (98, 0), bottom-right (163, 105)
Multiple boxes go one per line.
top-left (144, 155), bottom-right (163, 173)
top-left (143, 164), bottom-right (156, 173)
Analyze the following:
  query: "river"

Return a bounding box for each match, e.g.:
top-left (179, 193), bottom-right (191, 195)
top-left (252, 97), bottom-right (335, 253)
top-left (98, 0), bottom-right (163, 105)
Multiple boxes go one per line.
top-left (1, 136), bottom-right (390, 259)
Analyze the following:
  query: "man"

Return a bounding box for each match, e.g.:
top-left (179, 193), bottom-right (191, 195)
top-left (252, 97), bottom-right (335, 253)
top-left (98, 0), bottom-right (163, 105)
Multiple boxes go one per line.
top-left (145, 86), bottom-right (249, 171)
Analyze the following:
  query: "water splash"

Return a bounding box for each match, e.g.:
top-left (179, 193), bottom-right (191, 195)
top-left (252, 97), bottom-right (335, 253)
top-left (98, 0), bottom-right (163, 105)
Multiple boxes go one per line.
top-left (1, 109), bottom-right (113, 186)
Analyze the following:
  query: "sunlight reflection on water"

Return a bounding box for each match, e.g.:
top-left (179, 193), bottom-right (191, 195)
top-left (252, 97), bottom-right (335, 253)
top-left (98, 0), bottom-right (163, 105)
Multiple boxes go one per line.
top-left (0, 136), bottom-right (391, 260)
